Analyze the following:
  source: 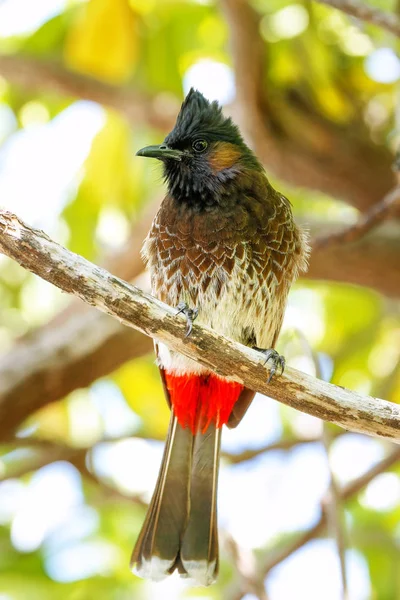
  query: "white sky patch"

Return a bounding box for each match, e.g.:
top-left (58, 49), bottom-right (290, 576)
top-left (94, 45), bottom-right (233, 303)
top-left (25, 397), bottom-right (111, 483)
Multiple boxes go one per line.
top-left (269, 4), bottom-right (309, 40)
top-left (339, 27), bottom-right (373, 57)
top-left (92, 438), bottom-right (163, 498)
top-left (283, 288), bottom-right (326, 345)
top-left (267, 541), bottom-right (370, 600)
top-left (329, 434), bottom-right (384, 486)
top-left (361, 473), bottom-right (400, 512)
top-left (0, 0), bottom-right (66, 37)
top-left (90, 380), bottom-right (140, 438)
top-left (46, 539), bottom-right (121, 582)
top-left (183, 60), bottom-right (235, 105)
top-left (11, 462), bottom-right (83, 552)
top-left (222, 393), bottom-right (282, 454)
top-left (291, 411), bottom-right (323, 439)
top-left (44, 505), bottom-right (99, 554)
top-left (219, 443), bottom-right (329, 549)
top-left (96, 207), bottom-right (131, 250)
top-left (19, 100), bottom-right (50, 128)
top-left (67, 390), bottom-right (104, 447)
top-left (0, 104), bottom-right (17, 145)
top-left (19, 275), bottom-right (66, 325)
top-left (0, 101), bottom-right (105, 232)
top-left (365, 48), bottom-right (400, 84)
top-left (144, 574), bottom-right (206, 600)
top-left (0, 479), bottom-right (26, 525)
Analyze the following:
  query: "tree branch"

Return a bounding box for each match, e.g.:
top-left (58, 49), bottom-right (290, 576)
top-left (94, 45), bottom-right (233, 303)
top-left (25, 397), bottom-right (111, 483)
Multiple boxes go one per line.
top-left (220, 0), bottom-right (394, 212)
top-left (0, 55), bottom-right (174, 130)
top-left (0, 309), bottom-right (152, 437)
top-left (0, 215), bottom-right (400, 439)
top-left (315, 0), bottom-right (400, 37)
top-left (258, 444), bottom-right (400, 583)
top-left (224, 533), bottom-right (268, 600)
top-left (0, 209), bottom-right (399, 442)
top-left (1, 433), bottom-right (328, 482)
top-left (306, 220), bottom-right (400, 296)
top-left (322, 426), bottom-right (349, 599)
top-left (314, 186), bottom-right (400, 249)
top-left (0, 198), bottom-right (160, 438)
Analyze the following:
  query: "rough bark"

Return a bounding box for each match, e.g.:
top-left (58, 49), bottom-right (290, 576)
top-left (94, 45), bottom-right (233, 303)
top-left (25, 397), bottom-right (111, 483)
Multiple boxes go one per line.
top-left (0, 310), bottom-right (152, 436)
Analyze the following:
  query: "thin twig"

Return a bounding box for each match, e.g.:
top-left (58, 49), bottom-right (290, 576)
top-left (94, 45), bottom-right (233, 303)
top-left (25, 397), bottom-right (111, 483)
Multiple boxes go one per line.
top-left (259, 445), bottom-right (400, 575)
top-left (322, 426), bottom-right (349, 600)
top-left (229, 445), bottom-right (400, 600)
top-left (224, 533), bottom-right (269, 600)
top-left (1, 432), bottom-right (335, 482)
top-left (294, 330), bottom-right (349, 598)
top-left (224, 434), bottom-right (340, 464)
top-left (0, 209), bottom-right (400, 441)
top-left (314, 186), bottom-right (400, 249)
top-left (316, 0), bottom-right (400, 38)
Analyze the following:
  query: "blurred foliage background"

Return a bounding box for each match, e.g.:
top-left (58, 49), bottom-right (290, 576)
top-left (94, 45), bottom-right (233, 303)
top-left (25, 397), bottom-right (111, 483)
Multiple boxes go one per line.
top-left (0, 0), bottom-right (400, 599)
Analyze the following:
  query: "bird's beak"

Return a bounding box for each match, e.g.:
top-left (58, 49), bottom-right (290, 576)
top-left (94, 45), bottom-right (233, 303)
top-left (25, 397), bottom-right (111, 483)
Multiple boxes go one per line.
top-left (136, 144), bottom-right (183, 161)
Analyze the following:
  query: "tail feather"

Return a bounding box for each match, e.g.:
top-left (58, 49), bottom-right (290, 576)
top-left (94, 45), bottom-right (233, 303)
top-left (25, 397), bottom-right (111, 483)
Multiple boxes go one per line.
top-left (181, 425), bottom-right (221, 585)
top-left (131, 372), bottom-right (241, 586)
top-left (130, 413), bottom-right (193, 581)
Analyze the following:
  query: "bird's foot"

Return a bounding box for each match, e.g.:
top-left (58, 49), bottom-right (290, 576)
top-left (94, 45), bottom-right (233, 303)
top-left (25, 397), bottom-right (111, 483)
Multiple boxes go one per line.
top-left (253, 347), bottom-right (285, 384)
top-left (176, 302), bottom-right (199, 337)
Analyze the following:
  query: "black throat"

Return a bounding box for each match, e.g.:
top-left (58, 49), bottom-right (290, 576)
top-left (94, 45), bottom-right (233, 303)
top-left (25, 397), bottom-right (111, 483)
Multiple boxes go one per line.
top-left (163, 159), bottom-right (241, 211)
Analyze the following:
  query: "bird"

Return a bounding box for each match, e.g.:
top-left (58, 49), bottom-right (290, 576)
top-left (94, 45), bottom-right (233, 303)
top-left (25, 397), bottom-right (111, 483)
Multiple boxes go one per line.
top-left (131, 88), bottom-right (309, 586)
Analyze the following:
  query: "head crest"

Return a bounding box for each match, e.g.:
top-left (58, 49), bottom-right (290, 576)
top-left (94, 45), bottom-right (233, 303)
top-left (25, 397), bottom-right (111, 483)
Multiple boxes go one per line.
top-left (165, 88), bottom-right (243, 145)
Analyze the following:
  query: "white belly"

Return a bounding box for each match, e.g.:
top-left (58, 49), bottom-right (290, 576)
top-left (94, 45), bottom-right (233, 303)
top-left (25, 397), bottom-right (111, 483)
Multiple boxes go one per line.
top-left (156, 261), bottom-right (284, 377)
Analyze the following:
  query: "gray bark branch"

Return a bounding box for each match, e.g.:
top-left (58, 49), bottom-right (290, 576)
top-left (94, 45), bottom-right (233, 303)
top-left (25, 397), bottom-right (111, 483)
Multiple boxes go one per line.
top-left (0, 209), bottom-right (399, 442)
top-left (0, 216), bottom-right (399, 440)
top-left (316, 0), bottom-right (400, 37)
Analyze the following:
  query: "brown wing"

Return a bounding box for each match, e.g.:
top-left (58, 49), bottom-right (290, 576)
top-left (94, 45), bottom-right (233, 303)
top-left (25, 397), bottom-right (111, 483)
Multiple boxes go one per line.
top-left (226, 388), bottom-right (256, 429)
top-left (154, 342), bottom-right (172, 409)
top-left (228, 191), bottom-right (308, 427)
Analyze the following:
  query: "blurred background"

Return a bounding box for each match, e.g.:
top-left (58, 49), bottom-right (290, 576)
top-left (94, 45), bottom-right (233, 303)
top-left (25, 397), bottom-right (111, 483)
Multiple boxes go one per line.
top-left (0, 0), bottom-right (400, 599)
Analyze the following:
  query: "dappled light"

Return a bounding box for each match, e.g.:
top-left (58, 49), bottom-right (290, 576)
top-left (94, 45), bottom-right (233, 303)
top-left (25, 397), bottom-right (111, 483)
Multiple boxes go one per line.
top-left (0, 0), bottom-right (399, 599)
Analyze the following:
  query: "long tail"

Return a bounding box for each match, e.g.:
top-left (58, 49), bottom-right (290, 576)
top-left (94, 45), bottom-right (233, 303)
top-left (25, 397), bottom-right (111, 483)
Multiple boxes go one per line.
top-left (130, 412), bottom-right (221, 586)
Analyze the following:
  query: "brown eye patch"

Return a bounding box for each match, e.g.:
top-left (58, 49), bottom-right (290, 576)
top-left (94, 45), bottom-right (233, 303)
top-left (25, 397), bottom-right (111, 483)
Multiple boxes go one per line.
top-left (207, 142), bottom-right (242, 172)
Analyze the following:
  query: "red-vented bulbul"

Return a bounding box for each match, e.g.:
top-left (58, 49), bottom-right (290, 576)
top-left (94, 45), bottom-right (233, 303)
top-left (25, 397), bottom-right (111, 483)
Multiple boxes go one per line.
top-left (131, 89), bottom-right (309, 586)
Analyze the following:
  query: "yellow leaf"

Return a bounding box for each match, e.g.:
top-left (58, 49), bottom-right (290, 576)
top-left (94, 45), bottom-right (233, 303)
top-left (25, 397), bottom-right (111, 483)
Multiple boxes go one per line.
top-left (28, 401), bottom-right (70, 443)
top-left (114, 358), bottom-right (170, 439)
top-left (82, 111), bottom-right (132, 207)
top-left (65, 0), bottom-right (137, 83)
top-left (314, 85), bottom-right (353, 123)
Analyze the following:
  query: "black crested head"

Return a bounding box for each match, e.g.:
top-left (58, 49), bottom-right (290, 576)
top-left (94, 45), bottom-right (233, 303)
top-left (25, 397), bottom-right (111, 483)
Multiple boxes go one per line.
top-left (165, 88), bottom-right (243, 148)
top-left (137, 88), bottom-right (263, 210)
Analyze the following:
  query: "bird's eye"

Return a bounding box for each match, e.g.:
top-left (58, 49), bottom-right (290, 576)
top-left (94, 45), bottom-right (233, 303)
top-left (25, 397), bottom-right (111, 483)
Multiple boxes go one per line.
top-left (192, 139), bottom-right (208, 153)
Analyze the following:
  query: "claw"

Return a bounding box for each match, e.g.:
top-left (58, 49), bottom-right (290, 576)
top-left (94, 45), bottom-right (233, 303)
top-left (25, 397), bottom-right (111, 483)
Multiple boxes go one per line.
top-left (253, 347), bottom-right (285, 383)
top-left (176, 302), bottom-right (199, 337)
